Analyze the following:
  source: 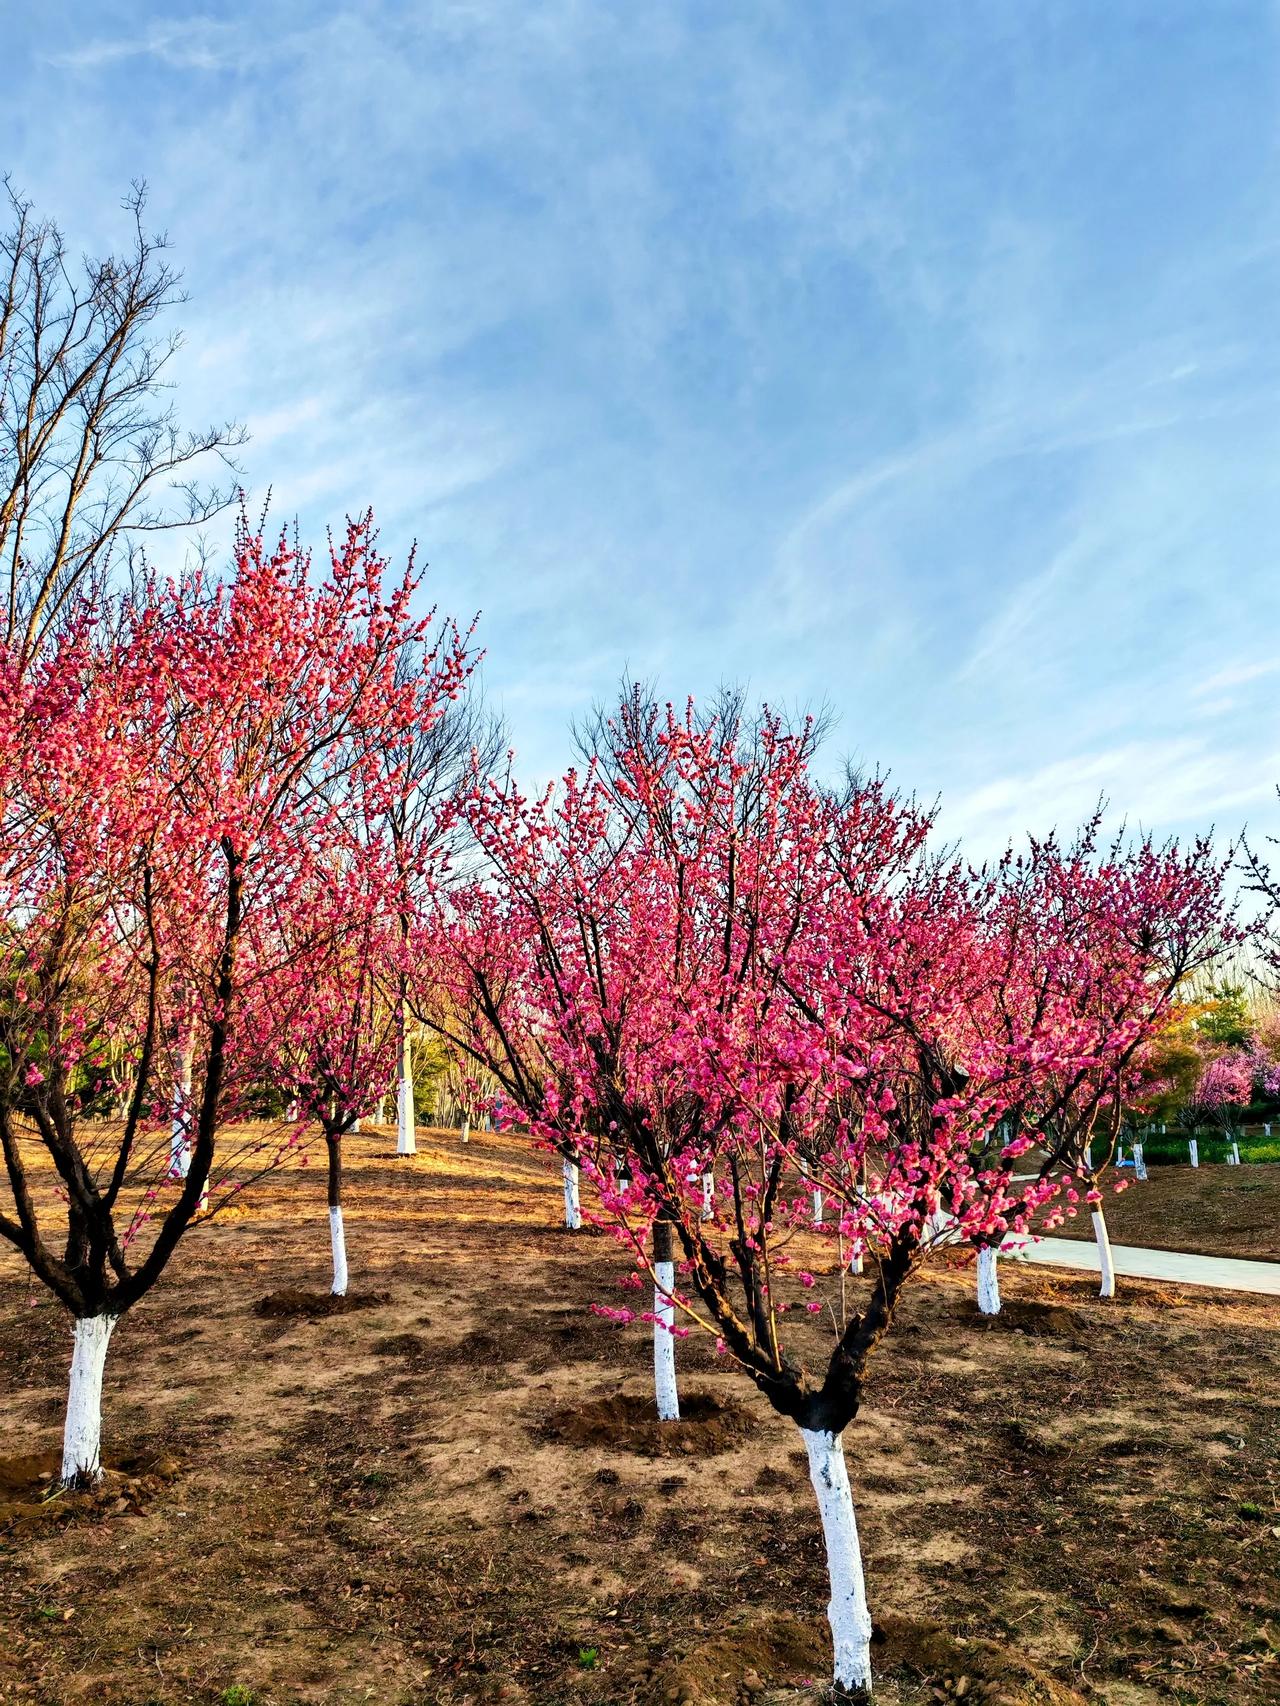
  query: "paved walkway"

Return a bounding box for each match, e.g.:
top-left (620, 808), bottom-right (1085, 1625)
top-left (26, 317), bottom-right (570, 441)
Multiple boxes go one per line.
top-left (1000, 1235), bottom-right (1280, 1297)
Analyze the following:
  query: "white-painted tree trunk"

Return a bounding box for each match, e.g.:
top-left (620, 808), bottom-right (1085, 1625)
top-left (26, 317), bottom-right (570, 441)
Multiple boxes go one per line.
top-left (849, 1244), bottom-right (863, 1277)
top-left (329, 1206), bottom-right (349, 1297)
top-left (563, 1157), bottom-right (581, 1230)
top-left (976, 1245), bottom-right (1001, 1315)
top-left (1230, 1140), bottom-right (1241, 1165)
top-left (169, 1049), bottom-right (193, 1178)
top-left (813, 1188), bottom-right (824, 1225)
top-left (61, 1314), bottom-right (116, 1485)
top-left (1189, 1138), bottom-right (1199, 1168)
top-left (1133, 1141), bottom-right (1147, 1181)
top-left (460, 1114), bottom-right (471, 1144)
top-left (396, 1024), bottom-right (416, 1156)
top-left (350, 1116), bottom-right (361, 1135)
top-left (802, 1427), bottom-right (874, 1700)
top-left (1092, 1208), bottom-right (1116, 1299)
top-left (653, 1261), bottom-right (680, 1422)
top-left (376, 1096), bottom-right (387, 1124)
top-left (701, 1170), bottom-right (714, 1221)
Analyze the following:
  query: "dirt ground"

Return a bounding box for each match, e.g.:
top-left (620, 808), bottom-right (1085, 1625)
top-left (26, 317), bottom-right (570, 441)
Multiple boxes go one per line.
top-left (1, 1127), bottom-right (1278, 1706)
top-left (1051, 1166), bottom-right (1280, 1262)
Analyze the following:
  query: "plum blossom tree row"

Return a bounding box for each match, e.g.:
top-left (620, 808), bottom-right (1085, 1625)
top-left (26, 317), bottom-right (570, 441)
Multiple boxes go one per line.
top-left (0, 512), bottom-right (479, 1484)
top-left (429, 687), bottom-right (1234, 1702)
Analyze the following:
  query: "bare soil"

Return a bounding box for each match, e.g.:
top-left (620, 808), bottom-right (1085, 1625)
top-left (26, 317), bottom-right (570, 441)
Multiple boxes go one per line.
top-left (1, 1127), bottom-right (1278, 1706)
top-left (1051, 1165), bottom-right (1280, 1262)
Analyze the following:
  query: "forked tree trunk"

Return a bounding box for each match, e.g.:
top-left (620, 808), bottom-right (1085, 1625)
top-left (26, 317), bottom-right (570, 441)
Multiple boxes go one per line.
top-left (652, 1217), bottom-right (680, 1422)
top-left (396, 1018), bottom-right (416, 1157)
top-left (801, 1427), bottom-right (874, 1701)
top-left (1092, 1206), bottom-right (1116, 1299)
top-left (61, 1314), bottom-right (117, 1486)
top-left (976, 1245), bottom-right (1001, 1315)
top-left (326, 1134), bottom-right (348, 1296)
top-left (563, 1157), bottom-right (581, 1230)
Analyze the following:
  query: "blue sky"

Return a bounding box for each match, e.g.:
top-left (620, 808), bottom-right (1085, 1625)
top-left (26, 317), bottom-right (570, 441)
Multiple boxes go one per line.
top-left (6, 3), bottom-right (1280, 852)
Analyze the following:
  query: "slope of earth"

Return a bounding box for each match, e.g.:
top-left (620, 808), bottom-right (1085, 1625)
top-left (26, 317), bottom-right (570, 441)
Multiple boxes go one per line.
top-left (1047, 1165), bottom-right (1280, 1262)
top-left (0, 1126), bottom-right (1277, 1706)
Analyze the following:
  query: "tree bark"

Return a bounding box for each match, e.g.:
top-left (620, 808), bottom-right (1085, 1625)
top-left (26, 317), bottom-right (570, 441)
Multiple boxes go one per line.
top-left (396, 1020), bottom-right (416, 1156)
top-left (976, 1246), bottom-right (1001, 1315)
top-left (801, 1426), bottom-right (874, 1701)
top-left (562, 1157), bottom-right (581, 1230)
top-left (653, 1216), bottom-right (680, 1422)
top-left (326, 1134), bottom-right (347, 1296)
top-left (61, 1314), bottom-right (116, 1486)
top-left (1092, 1206), bottom-right (1116, 1299)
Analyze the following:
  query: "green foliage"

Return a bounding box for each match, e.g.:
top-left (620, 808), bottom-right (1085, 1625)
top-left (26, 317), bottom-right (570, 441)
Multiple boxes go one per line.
top-left (219, 1688), bottom-right (261, 1706)
top-left (577, 1647), bottom-right (600, 1670)
top-left (1194, 983), bottom-right (1252, 1050)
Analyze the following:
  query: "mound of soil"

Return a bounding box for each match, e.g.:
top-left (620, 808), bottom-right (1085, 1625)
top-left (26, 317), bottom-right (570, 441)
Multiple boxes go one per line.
top-left (876, 1613), bottom-right (1089, 1705)
top-left (979, 1299), bottom-right (1088, 1339)
top-left (0, 1448), bottom-right (181, 1532)
top-left (536, 1390), bottom-right (756, 1458)
top-left (647, 1611), bottom-right (1089, 1706)
top-left (254, 1287), bottom-right (390, 1318)
top-left (647, 1611), bottom-right (824, 1703)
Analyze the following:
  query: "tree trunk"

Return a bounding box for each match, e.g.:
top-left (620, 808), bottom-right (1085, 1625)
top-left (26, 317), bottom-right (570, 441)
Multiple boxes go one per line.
top-left (326, 1134), bottom-right (347, 1296)
top-left (169, 1044), bottom-right (193, 1178)
top-left (653, 1217), bottom-right (680, 1422)
top-left (701, 1169), bottom-right (714, 1221)
top-left (849, 1244), bottom-right (863, 1277)
top-left (813, 1188), bottom-right (824, 1225)
top-left (1188, 1138), bottom-right (1199, 1168)
top-left (396, 1018), bottom-right (416, 1157)
top-left (563, 1157), bottom-right (581, 1230)
top-left (61, 1314), bottom-right (117, 1486)
top-left (976, 1246), bottom-right (1001, 1315)
top-left (1133, 1141), bottom-right (1147, 1181)
top-left (801, 1427), bottom-right (874, 1701)
top-left (460, 1114), bottom-right (471, 1144)
top-left (1092, 1207), bottom-right (1116, 1299)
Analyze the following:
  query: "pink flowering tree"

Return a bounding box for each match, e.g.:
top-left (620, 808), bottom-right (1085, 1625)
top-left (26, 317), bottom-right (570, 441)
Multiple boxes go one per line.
top-left (1187, 1050), bottom-right (1254, 1152)
top-left (258, 849), bottom-right (405, 1296)
top-left (0, 510), bottom-right (470, 1484)
top-left (452, 689), bottom-right (1233, 1702)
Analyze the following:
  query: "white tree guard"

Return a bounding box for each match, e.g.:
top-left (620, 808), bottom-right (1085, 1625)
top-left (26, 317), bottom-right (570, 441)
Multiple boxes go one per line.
top-left (1230, 1140), bottom-right (1241, 1165)
top-left (460, 1115), bottom-right (471, 1144)
top-left (1092, 1208), bottom-right (1116, 1299)
top-left (802, 1428), bottom-right (874, 1699)
top-left (653, 1261), bottom-right (680, 1421)
top-left (563, 1158), bottom-right (581, 1230)
top-left (396, 1025), bottom-right (416, 1156)
top-left (330, 1205), bottom-right (349, 1296)
top-left (849, 1244), bottom-right (864, 1277)
top-left (1189, 1138), bottom-right (1199, 1168)
top-left (1133, 1141), bottom-right (1147, 1182)
top-left (976, 1245), bottom-right (1001, 1315)
top-left (61, 1314), bottom-right (117, 1484)
top-left (169, 1050), bottom-right (193, 1177)
top-left (812, 1188), bottom-right (824, 1225)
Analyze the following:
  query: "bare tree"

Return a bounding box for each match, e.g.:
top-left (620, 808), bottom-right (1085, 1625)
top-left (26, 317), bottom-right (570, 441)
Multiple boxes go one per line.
top-left (0, 177), bottom-right (245, 665)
